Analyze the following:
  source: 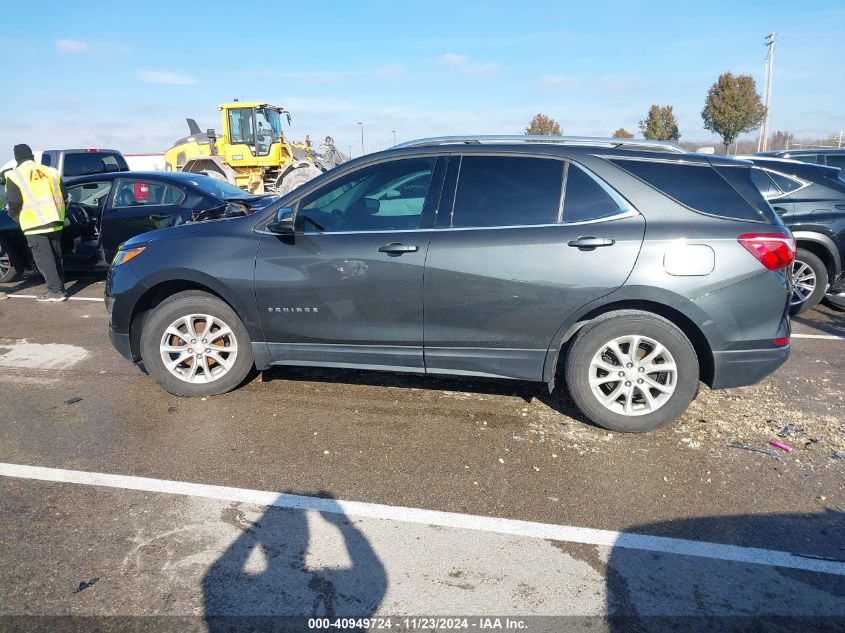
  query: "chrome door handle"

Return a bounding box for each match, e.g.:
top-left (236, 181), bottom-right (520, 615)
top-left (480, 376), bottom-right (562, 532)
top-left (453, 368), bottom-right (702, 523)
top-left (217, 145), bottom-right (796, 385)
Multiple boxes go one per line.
top-left (567, 236), bottom-right (615, 250)
top-left (378, 243), bottom-right (418, 255)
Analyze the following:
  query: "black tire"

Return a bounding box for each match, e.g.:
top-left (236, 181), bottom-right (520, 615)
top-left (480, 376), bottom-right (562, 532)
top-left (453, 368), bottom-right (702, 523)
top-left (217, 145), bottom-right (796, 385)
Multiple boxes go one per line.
top-left (790, 249), bottom-right (828, 315)
top-left (564, 310), bottom-right (700, 433)
top-left (0, 235), bottom-right (22, 283)
top-left (140, 291), bottom-right (254, 397)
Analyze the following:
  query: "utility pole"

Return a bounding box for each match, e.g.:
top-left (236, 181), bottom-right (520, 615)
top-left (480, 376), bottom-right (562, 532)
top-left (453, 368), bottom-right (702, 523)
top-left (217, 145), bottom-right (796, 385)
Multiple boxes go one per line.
top-left (357, 122), bottom-right (365, 156)
top-left (758, 33), bottom-right (776, 152)
top-left (839, 130), bottom-right (843, 148)
top-left (392, 130), bottom-right (397, 145)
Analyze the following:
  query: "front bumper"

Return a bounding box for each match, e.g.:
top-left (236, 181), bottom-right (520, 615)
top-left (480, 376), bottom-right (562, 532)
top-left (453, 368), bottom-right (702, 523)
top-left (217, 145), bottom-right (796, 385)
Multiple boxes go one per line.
top-left (710, 345), bottom-right (790, 389)
top-left (109, 327), bottom-right (134, 363)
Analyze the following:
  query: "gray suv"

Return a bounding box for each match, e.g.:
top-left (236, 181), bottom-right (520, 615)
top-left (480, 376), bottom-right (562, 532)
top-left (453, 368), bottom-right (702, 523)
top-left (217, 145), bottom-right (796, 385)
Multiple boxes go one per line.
top-left (106, 136), bottom-right (794, 432)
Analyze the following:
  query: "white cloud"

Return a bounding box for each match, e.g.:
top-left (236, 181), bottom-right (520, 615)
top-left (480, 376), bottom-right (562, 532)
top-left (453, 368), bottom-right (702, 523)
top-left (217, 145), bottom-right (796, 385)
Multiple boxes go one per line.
top-left (136, 70), bottom-right (197, 85)
top-left (56, 39), bottom-right (90, 54)
top-left (438, 53), bottom-right (500, 76)
top-left (537, 74), bottom-right (569, 88)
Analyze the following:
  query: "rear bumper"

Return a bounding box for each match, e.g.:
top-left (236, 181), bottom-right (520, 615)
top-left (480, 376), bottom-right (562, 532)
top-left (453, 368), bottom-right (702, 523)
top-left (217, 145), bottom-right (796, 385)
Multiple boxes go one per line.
top-left (109, 327), bottom-right (135, 363)
top-left (710, 345), bottom-right (790, 389)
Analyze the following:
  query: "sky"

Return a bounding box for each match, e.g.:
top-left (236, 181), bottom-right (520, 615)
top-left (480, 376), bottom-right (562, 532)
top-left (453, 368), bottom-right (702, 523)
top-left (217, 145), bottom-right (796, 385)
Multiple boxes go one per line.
top-left (1, 0), bottom-right (842, 158)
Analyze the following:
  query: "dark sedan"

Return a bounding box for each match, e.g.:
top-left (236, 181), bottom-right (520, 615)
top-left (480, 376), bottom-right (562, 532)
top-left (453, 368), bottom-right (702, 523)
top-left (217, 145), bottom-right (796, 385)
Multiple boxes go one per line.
top-left (0, 172), bottom-right (278, 283)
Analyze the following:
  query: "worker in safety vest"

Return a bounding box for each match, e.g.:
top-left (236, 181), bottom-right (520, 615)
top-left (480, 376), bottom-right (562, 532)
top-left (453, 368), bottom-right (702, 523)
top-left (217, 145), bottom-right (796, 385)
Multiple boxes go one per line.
top-left (4, 144), bottom-right (67, 302)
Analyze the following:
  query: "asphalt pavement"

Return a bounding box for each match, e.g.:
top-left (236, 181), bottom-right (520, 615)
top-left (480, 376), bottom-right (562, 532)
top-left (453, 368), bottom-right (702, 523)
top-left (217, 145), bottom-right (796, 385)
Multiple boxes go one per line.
top-left (1, 274), bottom-right (843, 631)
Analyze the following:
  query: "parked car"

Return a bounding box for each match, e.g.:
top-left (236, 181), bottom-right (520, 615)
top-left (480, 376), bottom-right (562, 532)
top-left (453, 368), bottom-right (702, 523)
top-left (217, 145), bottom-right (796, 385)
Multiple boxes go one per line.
top-left (757, 148), bottom-right (845, 172)
top-left (0, 172), bottom-right (278, 283)
top-left (742, 156), bottom-right (845, 313)
top-left (105, 137), bottom-right (794, 432)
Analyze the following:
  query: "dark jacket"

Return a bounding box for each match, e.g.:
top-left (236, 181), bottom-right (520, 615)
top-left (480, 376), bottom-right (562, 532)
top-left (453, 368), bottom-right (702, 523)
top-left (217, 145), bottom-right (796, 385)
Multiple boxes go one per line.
top-left (5, 159), bottom-right (67, 224)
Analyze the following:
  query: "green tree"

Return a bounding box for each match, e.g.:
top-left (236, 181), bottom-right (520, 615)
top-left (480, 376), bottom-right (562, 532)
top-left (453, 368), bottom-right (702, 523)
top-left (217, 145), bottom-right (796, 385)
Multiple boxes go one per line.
top-left (701, 72), bottom-right (766, 152)
top-left (612, 128), bottom-right (634, 139)
top-left (525, 113), bottom-right (562, 135)
top-left (639, 105), bottom-right (680, 141)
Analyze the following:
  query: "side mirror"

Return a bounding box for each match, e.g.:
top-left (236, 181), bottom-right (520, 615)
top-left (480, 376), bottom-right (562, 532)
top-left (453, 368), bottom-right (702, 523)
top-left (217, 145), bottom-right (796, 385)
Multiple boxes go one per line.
top-left (267, 207), bottom-right (295, 234)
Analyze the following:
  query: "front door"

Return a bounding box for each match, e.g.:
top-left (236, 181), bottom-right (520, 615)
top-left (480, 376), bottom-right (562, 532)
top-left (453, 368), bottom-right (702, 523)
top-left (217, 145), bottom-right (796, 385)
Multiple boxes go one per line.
top-left (99, 178), bottom-right (188, 263)
top-left (63, 180), bottom-right (112, 269)
top-left (423, 155), bottom-right (645, 381)
top-left (255, 156), bottom-right (444, 371)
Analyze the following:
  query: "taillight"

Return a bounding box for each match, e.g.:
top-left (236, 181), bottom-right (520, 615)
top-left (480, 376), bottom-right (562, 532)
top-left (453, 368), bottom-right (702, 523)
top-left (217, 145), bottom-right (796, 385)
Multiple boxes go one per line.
top-left (737, 233), bottom-right (795, 271)
top-left (773, 337), bottom-right (789, 346)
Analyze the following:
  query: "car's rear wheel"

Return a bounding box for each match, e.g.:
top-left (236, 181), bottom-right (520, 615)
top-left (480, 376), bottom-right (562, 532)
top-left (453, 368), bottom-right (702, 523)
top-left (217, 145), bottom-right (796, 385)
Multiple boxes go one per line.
top-left (140, 291), bottom-right (254, 397)
top-left (790, 249), bottom-right (827, 315)
top-left (0, 236), bottom-right (22, 283)
top-left (565, 310), bottom-right (699, 432)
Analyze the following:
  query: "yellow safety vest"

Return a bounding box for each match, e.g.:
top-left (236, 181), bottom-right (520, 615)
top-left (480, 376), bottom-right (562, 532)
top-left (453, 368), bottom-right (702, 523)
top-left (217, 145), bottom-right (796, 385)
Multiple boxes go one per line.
top-left (5, 160), bottom-right (65, 235)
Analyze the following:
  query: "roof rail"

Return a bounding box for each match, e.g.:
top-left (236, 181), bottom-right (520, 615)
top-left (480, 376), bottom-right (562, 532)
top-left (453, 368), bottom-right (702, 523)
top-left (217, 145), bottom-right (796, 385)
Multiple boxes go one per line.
top-left (391, 135), bottom-right (686, 153)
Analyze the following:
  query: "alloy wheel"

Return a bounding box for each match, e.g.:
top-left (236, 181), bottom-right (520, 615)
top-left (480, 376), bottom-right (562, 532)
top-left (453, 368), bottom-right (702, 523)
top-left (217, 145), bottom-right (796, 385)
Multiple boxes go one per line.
top-left (0, 245), bottom-right (10, 278)
top-left (159, 314), bottom-right (239, 384)
top-left (588, 335), bottom-right (677, 416)
top-left (791, 260), bottom-right (816, 307)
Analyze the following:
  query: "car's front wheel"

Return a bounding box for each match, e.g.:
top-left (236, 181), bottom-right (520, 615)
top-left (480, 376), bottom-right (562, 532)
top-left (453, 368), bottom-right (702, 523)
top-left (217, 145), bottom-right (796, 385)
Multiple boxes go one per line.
top-left (564, 310), bottom-right (700, 432)
top-left (790, 249), bottom-right (828, 315)
top-left (140, 291), bottom-right (254, 397)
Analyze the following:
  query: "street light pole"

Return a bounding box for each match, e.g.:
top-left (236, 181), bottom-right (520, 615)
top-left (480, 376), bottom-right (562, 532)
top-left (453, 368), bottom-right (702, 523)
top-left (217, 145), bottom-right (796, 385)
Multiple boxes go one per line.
top-left (357, 122), bottom-right (365, 156)
top-left (392, 130), bottom-right (397, 145)
top-left (758, 33), bottom-right (776, 152)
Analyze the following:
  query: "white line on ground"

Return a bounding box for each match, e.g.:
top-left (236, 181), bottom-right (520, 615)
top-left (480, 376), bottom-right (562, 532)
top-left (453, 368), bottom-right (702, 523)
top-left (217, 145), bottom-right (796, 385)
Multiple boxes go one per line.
top-left (791, 333), bottom-right (844, 341)
top-left (7, 294), bottom-right (104, 303)
top-left (1, 462), bottom-right (843, 576)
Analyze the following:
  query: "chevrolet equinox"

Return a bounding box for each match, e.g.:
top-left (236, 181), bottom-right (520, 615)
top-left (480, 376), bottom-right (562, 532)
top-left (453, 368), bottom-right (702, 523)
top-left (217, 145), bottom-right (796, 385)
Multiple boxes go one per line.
top-left (106, 136), bottom-right (794, 432)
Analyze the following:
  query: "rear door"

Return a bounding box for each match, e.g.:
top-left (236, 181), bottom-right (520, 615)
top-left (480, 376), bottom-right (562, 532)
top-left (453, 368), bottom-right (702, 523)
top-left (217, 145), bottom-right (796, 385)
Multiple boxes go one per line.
top-left (99, 178), bottom-right (188, 262)
top-left (422, 155), bottom-right (645, 381)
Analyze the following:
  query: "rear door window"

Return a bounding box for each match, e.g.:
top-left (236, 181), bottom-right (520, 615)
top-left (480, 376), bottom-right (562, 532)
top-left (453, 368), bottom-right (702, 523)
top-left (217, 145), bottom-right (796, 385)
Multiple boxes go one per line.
top-left (764, 170), bottom-right (804, 194)
top-left (112, 180), bottom-right (185, 208)
top-left (750, 168), bottom-right (782, 199)
top-left (562, 164), bottom-right (626, 223)
top-left (451, 156), bottom-right (562, 228)
top-left (611, 158), bottom-right (769, 223)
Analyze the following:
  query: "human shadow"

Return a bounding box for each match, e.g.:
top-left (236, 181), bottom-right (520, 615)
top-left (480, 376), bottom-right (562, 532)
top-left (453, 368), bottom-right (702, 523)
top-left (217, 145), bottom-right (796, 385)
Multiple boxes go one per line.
top-left (0, 271), bottom-right (103, 298)
top-left (606, 509), bottom-right (845, 632)
top-left (202, 492), bottom-right (387, 633)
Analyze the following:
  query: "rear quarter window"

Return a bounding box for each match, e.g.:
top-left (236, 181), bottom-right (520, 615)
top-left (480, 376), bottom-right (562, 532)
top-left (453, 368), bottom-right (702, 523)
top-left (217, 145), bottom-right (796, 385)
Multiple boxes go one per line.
top-left (610, 158), bottom-right (773, 223)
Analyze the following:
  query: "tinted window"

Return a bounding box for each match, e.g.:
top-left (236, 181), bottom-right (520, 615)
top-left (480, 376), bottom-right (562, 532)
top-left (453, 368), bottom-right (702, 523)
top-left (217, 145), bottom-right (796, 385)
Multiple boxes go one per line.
top-left (298, 158), bottom-right (435, 232)
top-left (765, 170), bottom-right (803, 193)
top-left (40, 153), bottom-right (52, 167)
top-left (750, 168), bottom-right (781, 199)
top-left (63, 152), bottom-right (127, 177)
top-left (825, 156), bottom-right (845, 171)
top-left (790, 154), bottom-right (818, 164)
top-left (451, 156), bottom-right (562, 228)
top-left (612, 158), bottom-right (767, 223)
top-left (563, 164), bottom-right (625, 222)
top-left (112, 180), bottom-right (184, 208)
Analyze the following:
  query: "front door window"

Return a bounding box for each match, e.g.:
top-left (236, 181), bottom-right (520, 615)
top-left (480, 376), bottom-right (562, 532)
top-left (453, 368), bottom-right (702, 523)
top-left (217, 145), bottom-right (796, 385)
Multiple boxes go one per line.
top-left (297, 158), bottom-right (436, 232)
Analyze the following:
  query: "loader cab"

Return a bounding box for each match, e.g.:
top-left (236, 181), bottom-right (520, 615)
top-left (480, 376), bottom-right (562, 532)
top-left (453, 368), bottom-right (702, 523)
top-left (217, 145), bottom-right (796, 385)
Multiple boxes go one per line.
top-left (222, 103), bottom-right (290, 160)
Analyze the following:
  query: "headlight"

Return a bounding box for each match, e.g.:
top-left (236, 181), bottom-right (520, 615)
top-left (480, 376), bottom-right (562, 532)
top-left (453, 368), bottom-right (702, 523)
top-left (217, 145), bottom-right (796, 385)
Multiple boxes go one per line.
top-left (112, 246), bottom-right (146, 267)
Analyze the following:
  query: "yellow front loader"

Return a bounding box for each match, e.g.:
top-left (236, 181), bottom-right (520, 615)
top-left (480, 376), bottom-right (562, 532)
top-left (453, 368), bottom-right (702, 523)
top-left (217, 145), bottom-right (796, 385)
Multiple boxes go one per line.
top-left (164, 102), bottom-right (345, 195)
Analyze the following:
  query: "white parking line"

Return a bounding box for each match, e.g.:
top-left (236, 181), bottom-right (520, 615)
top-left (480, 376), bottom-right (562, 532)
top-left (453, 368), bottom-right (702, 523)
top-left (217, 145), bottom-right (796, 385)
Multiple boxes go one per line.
top-left (7, 293), bottom-right (104, 303)
top-left (0, 462), bottom-right (843, 576)
top-left (791, 333), bottom-right (845, 341)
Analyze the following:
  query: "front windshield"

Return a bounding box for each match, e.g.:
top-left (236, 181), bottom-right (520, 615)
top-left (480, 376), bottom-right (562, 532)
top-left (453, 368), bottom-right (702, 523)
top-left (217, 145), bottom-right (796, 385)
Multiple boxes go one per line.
top-left (186, 176), bottom-right (251, 199)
